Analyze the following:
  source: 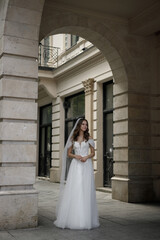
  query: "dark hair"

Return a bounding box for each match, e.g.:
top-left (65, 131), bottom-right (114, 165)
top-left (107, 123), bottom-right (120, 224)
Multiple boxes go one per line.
top-left (72, 119), bottom-right (90, 141)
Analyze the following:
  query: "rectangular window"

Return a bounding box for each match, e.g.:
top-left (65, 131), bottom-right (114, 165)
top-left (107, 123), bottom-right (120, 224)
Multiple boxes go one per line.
top-left (39, 104), bottom-right (52, 178)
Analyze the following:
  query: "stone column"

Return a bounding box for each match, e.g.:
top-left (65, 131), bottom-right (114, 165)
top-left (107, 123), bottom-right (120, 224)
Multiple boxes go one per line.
top-left (0, 0), bottom-right (44, 229)
top-left (82, 78), bottom-right (94, 135)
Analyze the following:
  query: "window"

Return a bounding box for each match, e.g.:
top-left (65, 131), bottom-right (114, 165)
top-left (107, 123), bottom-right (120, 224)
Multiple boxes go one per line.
top-left (64, 92), bottom-right (85, 142)
top-left (39, 104), bottom-right (52, 177)
top-left (64, 92), bottom-right (85, 178)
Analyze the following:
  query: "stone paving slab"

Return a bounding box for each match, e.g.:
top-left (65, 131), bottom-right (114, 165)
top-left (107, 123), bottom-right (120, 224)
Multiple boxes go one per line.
top-left (0, 179), bottom-right (160, 240)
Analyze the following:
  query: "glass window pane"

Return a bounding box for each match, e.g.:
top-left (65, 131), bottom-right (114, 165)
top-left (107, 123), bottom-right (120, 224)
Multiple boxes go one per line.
top-left (66, 93), bottom-right (85, 119)
top-left (104, 84), bottom-right (113, 110)
top-left (41, 105), bottom-right (52, 125)
top-left (105, 113), bottom-right (113, 155)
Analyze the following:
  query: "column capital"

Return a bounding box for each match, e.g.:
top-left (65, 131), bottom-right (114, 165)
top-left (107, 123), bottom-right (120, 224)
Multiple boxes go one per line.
top-left (82, 78), bottom-right (94, 95)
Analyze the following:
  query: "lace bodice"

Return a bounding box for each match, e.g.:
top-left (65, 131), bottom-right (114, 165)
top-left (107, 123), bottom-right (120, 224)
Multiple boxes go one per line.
top-left (73, 139), bottom-right (95, 157)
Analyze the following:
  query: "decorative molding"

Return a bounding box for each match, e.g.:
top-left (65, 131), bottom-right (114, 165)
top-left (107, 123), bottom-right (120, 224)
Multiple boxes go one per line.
top-left (82, 78), bottom-right (94, 95)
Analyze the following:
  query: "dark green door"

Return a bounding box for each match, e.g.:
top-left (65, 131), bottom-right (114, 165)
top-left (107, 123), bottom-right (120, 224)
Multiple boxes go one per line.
top-left (103, 82), bottom-right (114, 187)
top-left (39, 104), bottom-right (52, 177)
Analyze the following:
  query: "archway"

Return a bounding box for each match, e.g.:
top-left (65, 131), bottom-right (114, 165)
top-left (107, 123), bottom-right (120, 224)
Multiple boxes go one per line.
top-left (0, 0), bottom-right (156, 230)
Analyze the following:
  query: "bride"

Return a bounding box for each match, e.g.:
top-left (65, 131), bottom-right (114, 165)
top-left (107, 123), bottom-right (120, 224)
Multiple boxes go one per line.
top-left (54, 118), bottom-right (100, 230)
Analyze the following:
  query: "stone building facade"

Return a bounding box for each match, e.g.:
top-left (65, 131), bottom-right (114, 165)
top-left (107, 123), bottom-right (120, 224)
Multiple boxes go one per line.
top-left (0, 0), bottom-right (160, 230)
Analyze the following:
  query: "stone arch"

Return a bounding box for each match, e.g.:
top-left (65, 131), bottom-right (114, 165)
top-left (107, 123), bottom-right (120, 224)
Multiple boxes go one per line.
top-left (40, 11), bottom-right (135, 86)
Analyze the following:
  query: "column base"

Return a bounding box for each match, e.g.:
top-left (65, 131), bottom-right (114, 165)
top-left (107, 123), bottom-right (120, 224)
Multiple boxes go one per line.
top-left (0, 190), bottom-right (38, 230)
top-left (50, 168), bottom-right (60, 183)
top-left (112, 177), bottom-right (154, 203)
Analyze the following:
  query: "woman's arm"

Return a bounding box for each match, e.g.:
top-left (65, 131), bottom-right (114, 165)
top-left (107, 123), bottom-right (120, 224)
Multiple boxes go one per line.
top-left (68, 145), bottom-right (82, 160)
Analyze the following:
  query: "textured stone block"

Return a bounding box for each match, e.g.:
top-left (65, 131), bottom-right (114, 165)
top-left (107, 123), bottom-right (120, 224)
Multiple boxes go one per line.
top-left (0, 190), bottom-right (38, 229)
top-left (51, 151), bottom-right (59, 159)
top-left (51, 159), bottom-right (59, 167)
top-left (0, 122), bottom-right (37, 141)
top-left (128, 93), bottom-right (149, 107)
top-left (4, 20), bottom-right (39, 40)
top-left (52, 111), bottom-right (60, 120)
top-left (112, 177), bottom-right (129, 202)
top-left (114, 107), bottom-right (128, 121)
top-left (113, 93), bottom-right (128, 108)
top-left (151, 109), bottom-right (160, 121)
top-left (0, 55), bottom-right (38, 78)
top-left (0, 144), bottom-right (36, 163)
top-left (0, 100), bottom-right (37, 120)
top-left (113, 81), bottom-right (128, 95)
top-left (128, 162), bottom-right (152, 175)
top-left (9, 0), bottom-right (44, 11)
top-left (129, 149), bottom-right (151, 162)
top-left (129, 135), bottom-right (150, 148)
top-left (52, 135), bottom-right (60, 143)
top-left (113, 121), bottom-right (128, 134)
top-left (0, 78), bottom-right (38, 99)
top-left (0, 166), bottom-right (36, 185)
top-left (151, 136), bottom-right (160, 148)
top-left (114, 162), bottom-right (128, 175)
top-left (129, 107), bottom-right (149, 121)
top-left (52, 120), bottom-right (60, 128)
top-left (151, 123), bottom-right (160, 135)
top-left (3, 35), bottom-right (38, 58)
top-left (114, 149), bottom-right (128, 161)
top-left (52, 143), bottom-right (59, 151)
top-left (129, 121), bottom-right (150, 135)
top-left (52, 104), bottom-right (60, 113)
top-left (6, 5), bottom-right (41, 25)
top-left (50, 168), bottom-right (60, 183)
top-left (114, 135), bottom-right (128, 148)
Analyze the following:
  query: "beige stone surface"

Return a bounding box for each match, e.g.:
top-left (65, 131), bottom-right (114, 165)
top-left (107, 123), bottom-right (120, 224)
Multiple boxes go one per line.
top-left (0, 55), bottom-right (38, 79)
top-left (114, 135), bottom-right (128, 148)
top-left (0, 166), bottom-right (36, 185)
top-left (0, 144), bottom-right (36, 163)
top-left (0, 78), bottom-right (38, 99)
top-left (0, 122), bottom-right (37, 141)
top-left (113, 81), bottom-right (128, 95)
top-left (114, 93), bottom-right (128, 108)
top-left (113, 121), bottom-right (128, 134)
top-left (114, 107), bottom-right (128, 121)
top-left (0, 100), bottom-right (37, 120)
top-left (50, 168), bottom-right (60, 182)
top-left (114, 149), bottom-right (128, 161)
top-left (6, 5), bottom-right (42, 26)
top-left (114, 162), bottom-right (128, 175)
top-left (9, 0), bottom-right (44, 11)
top-left (4, 21), bottom-right (39, 40)
top-left (2, 35), bottom-right (39, 58)
top-left (112, 177), bottom-right (129, 202)
top-left (0, 190), bottom-right (38, 229)
top-left (52, 143), bottom-right (59, 151)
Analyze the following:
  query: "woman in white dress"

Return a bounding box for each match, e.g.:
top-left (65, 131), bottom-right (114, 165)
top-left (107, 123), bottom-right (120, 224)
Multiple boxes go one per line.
top-left (54, 118), bottom-right (100, 230)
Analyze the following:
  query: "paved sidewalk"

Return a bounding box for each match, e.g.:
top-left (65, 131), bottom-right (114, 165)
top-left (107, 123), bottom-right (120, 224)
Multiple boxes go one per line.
top-left (0, 179), bottom-right (160, 240)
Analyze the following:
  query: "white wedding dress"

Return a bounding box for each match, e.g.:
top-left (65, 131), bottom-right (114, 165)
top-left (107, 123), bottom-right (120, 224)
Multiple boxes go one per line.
top-left (54, 139), bottom-right (100, 230)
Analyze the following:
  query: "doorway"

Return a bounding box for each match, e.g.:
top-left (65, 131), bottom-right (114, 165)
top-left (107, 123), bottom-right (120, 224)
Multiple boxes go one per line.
top-left (39, 104), bottom-right (52, 177)
top-left (103, 81), bottom-right (114, 187)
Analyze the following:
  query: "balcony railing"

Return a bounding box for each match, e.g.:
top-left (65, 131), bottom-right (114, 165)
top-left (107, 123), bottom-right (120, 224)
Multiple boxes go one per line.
top-left (38, 43), bottom-right (59, 69)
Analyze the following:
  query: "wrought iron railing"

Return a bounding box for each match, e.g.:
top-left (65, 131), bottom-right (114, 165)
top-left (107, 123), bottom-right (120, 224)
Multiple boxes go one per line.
top-left (38, 43), bottom-right (59, 69)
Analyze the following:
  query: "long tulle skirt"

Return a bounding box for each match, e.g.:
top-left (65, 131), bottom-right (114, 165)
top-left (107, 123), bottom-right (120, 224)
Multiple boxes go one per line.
top-left (54, 158), bottom-right (100, 230)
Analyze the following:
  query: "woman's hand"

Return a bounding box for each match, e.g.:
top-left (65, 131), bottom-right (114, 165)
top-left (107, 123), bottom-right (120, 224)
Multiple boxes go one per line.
top-left (80, 156), bottom-right (88, 162)
top-left (75, 155), bottom-right (82, 160)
